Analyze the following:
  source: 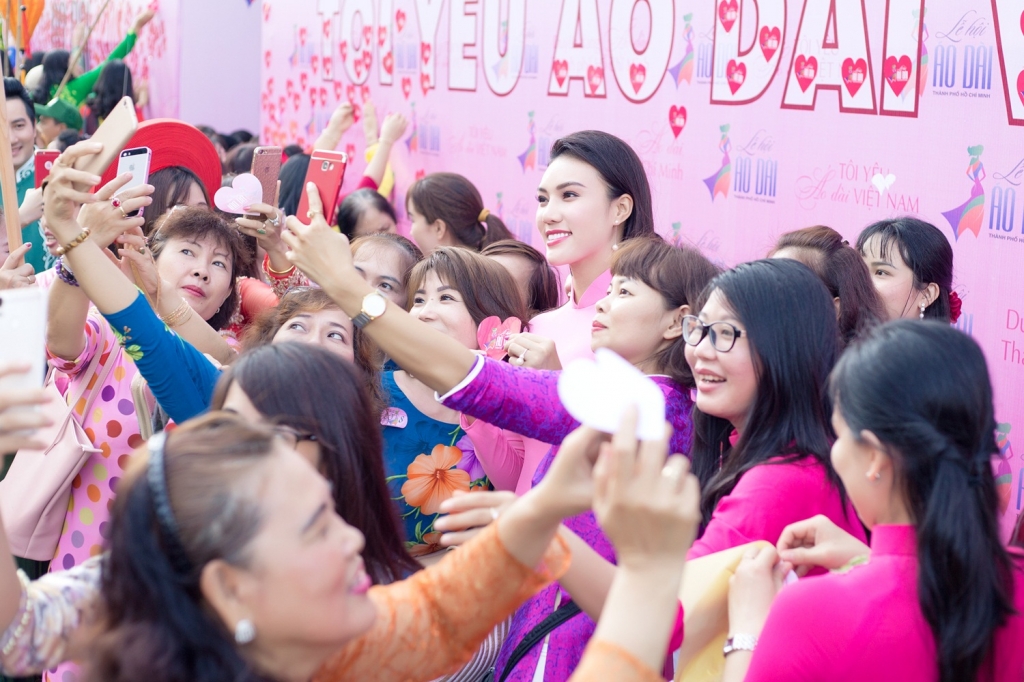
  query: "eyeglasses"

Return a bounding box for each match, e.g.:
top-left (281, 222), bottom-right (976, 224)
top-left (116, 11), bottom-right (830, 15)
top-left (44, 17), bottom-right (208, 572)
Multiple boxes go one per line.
top-left (272, 424), bottom-right (319, 449)
top-left (682, 315), bottom-right (744, 353)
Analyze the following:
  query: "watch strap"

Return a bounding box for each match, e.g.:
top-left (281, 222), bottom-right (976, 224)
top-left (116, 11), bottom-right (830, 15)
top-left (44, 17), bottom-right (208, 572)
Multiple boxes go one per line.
top-left (352, 312), bottom-right (372, 328)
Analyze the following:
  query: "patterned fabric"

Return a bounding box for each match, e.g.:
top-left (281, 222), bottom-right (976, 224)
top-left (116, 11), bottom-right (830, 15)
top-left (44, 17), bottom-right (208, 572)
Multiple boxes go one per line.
top-left (0, 559), bottom-right (101, 676)
top-left (381, 372), bottom-right (489, 556)
top-left (262, 253), bottom-right (311, 297)
top-left (442, 358), bottom-right (694, 682)
top-left (315, 522), bottom-right (570, 682)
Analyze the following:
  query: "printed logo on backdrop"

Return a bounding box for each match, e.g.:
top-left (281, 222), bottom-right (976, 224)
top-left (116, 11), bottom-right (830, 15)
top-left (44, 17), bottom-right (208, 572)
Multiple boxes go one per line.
top-left (990, 0), bottom-right (1024, 125)
top-left (703, 125), bottom-right (776, 205)
top-left (667, 13), bottom-right (697, 87)
top-left (943, 145), bottom-right (986, 240)
top-left (794, 158), bottom-right (917, 214)
top-left (930, 9), bottom-right (994, 101)
top-left (986, 151), bottom-right (1024, 246)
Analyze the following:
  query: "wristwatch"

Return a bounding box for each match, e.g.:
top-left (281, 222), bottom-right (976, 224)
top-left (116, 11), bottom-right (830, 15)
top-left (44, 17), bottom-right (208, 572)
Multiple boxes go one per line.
top-left (723, 633), bottom-right (758, 656)
top-left (352, 290), bottom-right (388, 328)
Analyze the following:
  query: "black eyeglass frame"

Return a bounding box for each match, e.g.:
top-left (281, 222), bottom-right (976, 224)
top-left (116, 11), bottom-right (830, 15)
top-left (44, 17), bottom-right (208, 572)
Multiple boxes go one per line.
top-left (681, 315), bottom-right (745, 353)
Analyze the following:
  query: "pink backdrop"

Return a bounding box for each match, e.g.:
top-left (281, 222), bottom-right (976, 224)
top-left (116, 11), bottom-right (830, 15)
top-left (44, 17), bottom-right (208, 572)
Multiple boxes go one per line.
top-left (262, 0), bottom-right (1024, 537)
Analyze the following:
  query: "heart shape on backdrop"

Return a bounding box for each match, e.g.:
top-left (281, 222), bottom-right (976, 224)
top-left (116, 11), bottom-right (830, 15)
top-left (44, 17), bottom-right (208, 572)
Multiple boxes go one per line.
top-left (587, 65), bottom-right (604, 94)
top-left (884, 54), bottom-right (912, 96)
top-left (1018, 70), bottom-right (1024, 106)
top-left (668, 105), bottom-right (687, 137)
top-left (558, 348), bottom-right (666, 441)
top-left (726, 60), bottom-right (746, 94)
top-left (553, 59), bottom-right (569, 87)
top-left (214, 173), bottom-right (263, 214)
top-left (396, 9), bottom-right (406, 32)
top-left (794, 55), bottom-right (818, 92)
top-left (477, 316), bottom-right (523, 359)
top-left (630, 63), bottom-right (646, 93)
top-left (872, 173), bottom-right (896, 195)
top-left (759, 26), bottom-right (780, 61)
top-left (718, 0), bottom-right (738, 32)
top-left (842, 57), bottom-right (867, 96)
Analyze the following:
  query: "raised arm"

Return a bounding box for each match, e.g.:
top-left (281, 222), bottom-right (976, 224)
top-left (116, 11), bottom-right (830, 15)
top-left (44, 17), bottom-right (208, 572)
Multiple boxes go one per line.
top-left (312, 103), bottom-right (355, 154)
top-left (361, 113), bottom-right (407, 189)
top-left (282, 183), bottom-right (477, 392)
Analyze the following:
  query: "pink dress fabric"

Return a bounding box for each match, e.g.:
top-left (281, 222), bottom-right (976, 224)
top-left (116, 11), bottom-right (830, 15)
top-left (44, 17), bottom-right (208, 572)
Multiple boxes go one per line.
top-left (508, 269), bottom-right (612, 495)
top-left (44, 308), bottom-right (143, 682)
top-left (745, 525), bottom-right (1024, 681)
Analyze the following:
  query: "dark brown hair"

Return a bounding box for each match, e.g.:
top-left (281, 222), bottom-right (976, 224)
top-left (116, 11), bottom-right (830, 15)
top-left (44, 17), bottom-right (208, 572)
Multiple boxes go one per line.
top-left (481, 239), bottom-right (560, 317)
top-left (406, 172), bottom-right (513, 250)
top-left (612, 237), bottom-right (720, 388)
top-left (88, 412), bottom-right (278, 682)
top-left (351, 232), bottom-right (424, 294)
top-left (145, 166), bottom-right (211, 236)
top-left (407, 246), bottom-right (529, 328)
top-left (212, 344), bottom-right (418, 584)
top-left (242, 287), bottom-right (386, 415)
top-left (772, 225), bottom-right (885, 346)
top-left (148, 206), bottom-right (250, 332)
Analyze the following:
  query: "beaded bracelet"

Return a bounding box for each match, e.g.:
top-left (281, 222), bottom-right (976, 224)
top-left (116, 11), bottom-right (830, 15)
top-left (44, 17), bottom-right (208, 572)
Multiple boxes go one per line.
top-left (55, 227), bottom-right (91, 256)
top-left (161, 299), bottom-right (194, 328)
top-left (55, 257), bottom-right (79, 287)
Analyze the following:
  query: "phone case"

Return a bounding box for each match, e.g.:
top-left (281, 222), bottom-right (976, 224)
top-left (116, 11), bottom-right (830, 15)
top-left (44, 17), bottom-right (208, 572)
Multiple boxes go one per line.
top-left (251, 146), bottom-right (283, 205)
top-left (73, 97), bottom-right (139, 185)
top-left (0, 287), bottom-right (46, 392)
top-left (33, 150), bottom-right (59, 189)
top-left (296, 150), bottom-right (348, 225)
top-left (115, 147), bottom-right (152, 217)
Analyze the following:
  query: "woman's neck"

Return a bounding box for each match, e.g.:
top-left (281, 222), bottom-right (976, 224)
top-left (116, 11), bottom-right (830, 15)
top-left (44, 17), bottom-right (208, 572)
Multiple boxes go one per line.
top-left (248, 640), bottom-right (335, 682)
top-left (395, 370), bottom-right (460, 423)
top-left (568, 247), bottom-right (613, 304)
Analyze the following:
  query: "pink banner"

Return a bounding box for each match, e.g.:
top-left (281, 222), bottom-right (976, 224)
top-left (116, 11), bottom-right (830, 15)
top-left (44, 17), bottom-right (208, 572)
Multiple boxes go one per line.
top-left (32, 0), bottom-right (179, 119)
top-left (277, 1), bottom-right (1024, 538)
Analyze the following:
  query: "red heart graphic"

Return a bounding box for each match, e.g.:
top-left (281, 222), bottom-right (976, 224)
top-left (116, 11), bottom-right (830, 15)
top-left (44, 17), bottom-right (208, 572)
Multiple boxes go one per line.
top-left (263, 3), bottom-right (270, 22)
top-left (308, 88), bottom-right (317, 107)
top-left (322, 19), bottom-right (331, 39)
top-left (396, 9), bottom-right (406, 32)
top-left (286, 78), bottom-right (295, 96)
top-left (477, 316), bottom-right (523, 358)
top-left (319, 87), bottom-right (328, 107)
top-left (402, 76), bottom-right (412, 99)
top-left (362, 25), bottom-right (372, 46)
top-left (362, 50), bottom-right (372, 69)
top-left (587, 65), bottom-right (603, 94)
top-left (339, 40), bottom-right (348, 62)
top-left (726, 59), bottom-right (746, 94)
top-left (383, 52), bottom-right (394, 75)
top-left (351, 104), bottom-right (361, 123)
top-left (842, 57), bottom-right (867, 96)
top-left (794, 54), bottom-right (817, 92)
top-left (267, 77), bottom-right (275, 95)
top-left (629, 63), bottom-right (646, 93)
top-left (1020, 9), bottom-right (1024, 35)
top-left (311, 55), bottom-right (319, 74)
top-left (668, 105), bottom-right (687, 138)
top-left (361, 84), bottom-right (371, 102)
top-left (884, 54), bottom-right (912, 96)
top-left (323, 56), bottom-right (333, 78)
top-left (299, 27), bottom-right (308, 46)
top-left (1016, 69), bottom-right (1024, 105)
top-left (354, 58), bottom-right (364, 79)
top-left (292, 92), bottom-right (301, 112)
top-left (300, 72), bottom-right (309, 91)
top-left (278, 95), bottom-right (286, 114)
top-left (346, 84), bottom-right (357, 101)
top-left (421, 71), bottom-right (431, 95)
top-left (378, 25), bottom-right (387, 47)
top-left (346, 143), bottom-right (357, 159)
top-left (264, 49), bottom-right (272, 68)
top-left (553, 59), bottom-right (568, 87)
top-left (759, 26), bottom-right (780, 61)
top-left (421, 42), bottom-right (432, 64)
top-left (415, 169), bottom-right (426, 181)
top-left (333, 81), bottom-right (343, 100)
top-left (718, 0), bottom-right (738, 32)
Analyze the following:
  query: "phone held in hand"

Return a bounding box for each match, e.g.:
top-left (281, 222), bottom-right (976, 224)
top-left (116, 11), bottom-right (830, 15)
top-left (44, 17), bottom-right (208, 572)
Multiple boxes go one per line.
top-left (115, 147), bottom-right (152, 217)
top-left (251, 146), bottom-right (283, 205)
top-left (296, 150), bottom-right (348, 226)
top-left (0, 287), bottom-right (46, 394)
top-left (72, 96), bottom-right (138, 189)
top-left (34, 150), bottom-right (60, 189)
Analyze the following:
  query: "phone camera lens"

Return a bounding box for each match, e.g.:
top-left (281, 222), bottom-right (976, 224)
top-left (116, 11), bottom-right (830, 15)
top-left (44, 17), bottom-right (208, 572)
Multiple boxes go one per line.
top-left (322, 161), bottom-right (331, 171)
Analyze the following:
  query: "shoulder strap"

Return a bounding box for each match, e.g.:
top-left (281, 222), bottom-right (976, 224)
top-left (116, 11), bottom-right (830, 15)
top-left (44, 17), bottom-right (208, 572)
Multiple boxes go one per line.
top-left (67, 340), bottom-right (118, 421)
top-left (497, 600), bottom-right (582, 682)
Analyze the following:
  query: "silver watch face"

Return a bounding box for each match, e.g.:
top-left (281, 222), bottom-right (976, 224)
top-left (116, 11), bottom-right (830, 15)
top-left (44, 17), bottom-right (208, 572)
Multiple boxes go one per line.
top-left (364, 292), bottom-right (387, 317)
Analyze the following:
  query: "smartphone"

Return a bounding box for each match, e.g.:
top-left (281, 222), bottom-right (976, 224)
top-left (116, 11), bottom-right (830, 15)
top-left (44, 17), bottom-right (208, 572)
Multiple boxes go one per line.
top-left (72, 96), bottom-right (138, 188)
top-left (33, 150), bottom-right (59, 188)
top-left (114, 146), bottom-right (152, 217)
top-left (251, 146), bottom-right (283, 205)
top-left (296, 150), bottom-right (348, 225)
top-left (0, 287), bottom-right (46, 394)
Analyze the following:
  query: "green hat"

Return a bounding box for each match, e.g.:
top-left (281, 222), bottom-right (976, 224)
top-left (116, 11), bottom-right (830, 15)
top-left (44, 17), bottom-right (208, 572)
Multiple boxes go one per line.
top-left (35, 98), bottom-right (83, 131)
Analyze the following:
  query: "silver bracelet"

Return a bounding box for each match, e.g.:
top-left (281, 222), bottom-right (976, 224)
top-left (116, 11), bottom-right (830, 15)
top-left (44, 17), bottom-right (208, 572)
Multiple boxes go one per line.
top-left (723, 633), bottom-right (758, 656)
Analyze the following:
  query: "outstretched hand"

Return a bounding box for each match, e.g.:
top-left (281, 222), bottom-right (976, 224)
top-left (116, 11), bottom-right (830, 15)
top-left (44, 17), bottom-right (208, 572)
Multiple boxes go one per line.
top-left (280, 182), bottom-right (359, 290)
top-left (77, 173), bottom-right (152, 249)
top-left (43, 142), bottom-right (104, 245)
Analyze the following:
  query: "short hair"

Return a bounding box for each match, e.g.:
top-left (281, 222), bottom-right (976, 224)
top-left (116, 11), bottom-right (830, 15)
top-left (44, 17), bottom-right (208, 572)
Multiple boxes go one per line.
top-left (4, 77), bottom-right (35, 126)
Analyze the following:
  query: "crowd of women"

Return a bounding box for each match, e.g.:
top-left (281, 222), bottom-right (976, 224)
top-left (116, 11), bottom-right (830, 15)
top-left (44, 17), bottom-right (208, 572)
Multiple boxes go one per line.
top-left (0, 88), bottom-right (1022, 682)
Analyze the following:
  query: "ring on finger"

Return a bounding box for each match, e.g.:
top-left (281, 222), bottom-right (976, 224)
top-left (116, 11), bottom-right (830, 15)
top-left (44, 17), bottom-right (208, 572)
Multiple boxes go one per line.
top-left (520, 348), bottom-right (528, 364)
top-left (661, 461), bottom-right (684, 482)
top-left (118, 205), bottom-right (129, 219)
top-left (307, 209), bottom-right (323, 220)
top-left (111, 197), bottom-right (122, 209)
top-left (257, 227), bottom-right (267, 235)
top-left (265, 213), bottom-right (281, 228)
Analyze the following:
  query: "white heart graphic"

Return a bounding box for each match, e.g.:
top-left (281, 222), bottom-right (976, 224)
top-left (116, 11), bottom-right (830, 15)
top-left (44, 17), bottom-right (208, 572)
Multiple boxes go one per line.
top-left (871, 173), bottom-right (896, 195)
top-left (557, 348), bottom-right (666, 441)
top-left (214, 173), bottom-right (264, 214)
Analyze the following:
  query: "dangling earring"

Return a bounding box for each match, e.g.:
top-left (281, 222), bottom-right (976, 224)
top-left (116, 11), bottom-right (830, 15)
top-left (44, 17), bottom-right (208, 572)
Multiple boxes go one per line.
top-left (919, 302), bottom-right (926, 319)
top-left (235, 618), bottom-right (256, 644)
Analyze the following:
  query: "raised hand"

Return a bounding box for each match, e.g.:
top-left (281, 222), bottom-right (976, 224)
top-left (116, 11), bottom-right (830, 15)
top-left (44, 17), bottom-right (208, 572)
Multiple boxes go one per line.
top-left (42, 142), bottom-right (104, 245)
top-left (776, 514), bottom-right (870, 577)
top-left (434, 490), bottom-right (517, 547)
top-left (727, 544), bottom-right (790, 636)
top-left (505, 332), bottom-right (562, 370)
top-left (77, 173), bottom-right (152, 249)
top-left (0, 244), bottom-right (36, 289)
top-left (281, 182), bottom-right (359, 290)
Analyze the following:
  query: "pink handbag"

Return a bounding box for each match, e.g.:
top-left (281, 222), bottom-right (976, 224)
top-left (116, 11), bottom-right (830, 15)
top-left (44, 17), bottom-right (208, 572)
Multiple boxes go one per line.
top-left (0, 348), bottom-right (116, 560)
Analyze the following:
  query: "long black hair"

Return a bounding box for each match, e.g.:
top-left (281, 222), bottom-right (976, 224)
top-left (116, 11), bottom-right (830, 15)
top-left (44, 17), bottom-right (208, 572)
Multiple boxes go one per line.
top-left (277, 153), bottom-right (310, 217)
top-left (88, 59), bottom-right (133, 121)
top-left (831, 321), bottom-right (1016, 682)
top-left (34, 49), bottom-right (70, 103)
top-left (213, 343), bottom-right (419, 584)
top-left (690, 259), bottom-right (843, 524)
top-left (856, 217), bottom-right (954, 322)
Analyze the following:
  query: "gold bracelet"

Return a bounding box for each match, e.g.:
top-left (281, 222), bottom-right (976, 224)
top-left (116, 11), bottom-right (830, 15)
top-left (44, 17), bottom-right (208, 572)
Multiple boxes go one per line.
top-left (266, 261), bottom-right (295, 276)
top-left (55, 227), bottom-right (91, 256)
top-left (161, 300), bottom-right (194, 328)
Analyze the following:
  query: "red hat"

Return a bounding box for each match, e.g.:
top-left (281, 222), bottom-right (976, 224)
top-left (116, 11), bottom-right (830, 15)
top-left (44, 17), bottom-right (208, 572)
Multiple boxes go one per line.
top-left (99, 119), bottom-right (222, 201)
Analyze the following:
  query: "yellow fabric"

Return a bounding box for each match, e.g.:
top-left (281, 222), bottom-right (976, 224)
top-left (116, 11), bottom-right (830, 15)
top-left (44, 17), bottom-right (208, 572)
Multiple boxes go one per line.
top-left (569, 640), bottom-right (663, 682)
top-left (365, 143), bottom-right (395, 197)
top-left (314, 522), bottom-right (570, 682)
top-left (676, 541), bottom-right (771, 682)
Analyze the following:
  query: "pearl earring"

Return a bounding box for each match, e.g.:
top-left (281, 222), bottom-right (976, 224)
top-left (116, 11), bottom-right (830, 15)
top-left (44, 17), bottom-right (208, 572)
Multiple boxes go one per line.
top-left (919, 303), bottom-right (926, 319)
top-left (235, 618), bottom-right (256, 644)
top-left (866, 471), bottom-right (881, 481)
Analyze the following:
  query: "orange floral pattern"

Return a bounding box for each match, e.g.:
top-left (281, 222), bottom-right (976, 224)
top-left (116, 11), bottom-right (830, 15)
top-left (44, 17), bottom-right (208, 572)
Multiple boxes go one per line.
top-left (401, 445), bottom-right (471, 515)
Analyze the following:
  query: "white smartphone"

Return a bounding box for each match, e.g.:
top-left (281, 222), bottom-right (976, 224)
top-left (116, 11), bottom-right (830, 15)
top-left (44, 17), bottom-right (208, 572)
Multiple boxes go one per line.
top-left (0, 287), bottom-right (47, 394)
top-left (115, 146), bottom-right (153, 217)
